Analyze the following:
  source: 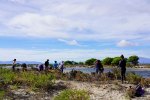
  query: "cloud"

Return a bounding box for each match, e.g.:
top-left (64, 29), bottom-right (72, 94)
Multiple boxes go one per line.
top-left (10, 0), bottom-right (26, 4)
top-left (0, 48), bottom-right (149, 61)
top-left (0, 0), bottom-right (148, 42)
top-left (6, 12), bottom-right (88, 39)
top-left (117, 40), bottom-right (138, 47)
top-left (58, 39), bottom-right (80, 46)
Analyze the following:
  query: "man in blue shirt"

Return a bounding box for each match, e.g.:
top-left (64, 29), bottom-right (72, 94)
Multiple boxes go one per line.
top-left (53, 61), bottom-right (58, 69)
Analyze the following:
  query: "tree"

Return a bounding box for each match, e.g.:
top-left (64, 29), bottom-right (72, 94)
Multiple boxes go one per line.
top-left (111, 57), bottom-right (121, 66)
top-left (102, 57), bottom-right (113, 65)
top-left (128, 55), bottom-right (139, 66)
top-left (85, 58), bottom-right (97, 65)
top-left (64, 61), bottom-right (73, 65)
top-left (78, 62), bottom-right (84, 65)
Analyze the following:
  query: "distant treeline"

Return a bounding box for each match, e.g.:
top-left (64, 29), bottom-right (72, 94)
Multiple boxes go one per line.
top-left (63, 55), bottom-right (140, 67)
top-left (0, 55), bottom-right (146, 68)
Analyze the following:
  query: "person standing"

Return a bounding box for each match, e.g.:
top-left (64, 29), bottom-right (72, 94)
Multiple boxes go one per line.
top-left (60, 61), bottom-right (64, 73)
top-left (45, 59), bottom-right (49, 71)
top-left (53, 61), bottom-right (58, 69)
top-left (95, 60), bottom-right (104, 74)
top-left (119, 55), bottom-right (126, 83)
top-left (12, 59), bottom-right (16, 71)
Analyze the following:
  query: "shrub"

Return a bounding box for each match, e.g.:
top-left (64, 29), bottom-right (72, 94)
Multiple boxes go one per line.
top-left (16, 71), bottom-right (55, 89)
top-left (0, 68), bottom-right (16, 84)
top-left (0, 90), bottom-right (5, 99)
top-left (102, 57), bottom-right (113, 65)
top-left (0, 68), bottom-right (55, 90)
top-left (111, 57), bottom-right (121, 66)
top-left (126, 72), bottom-right (142, 84)
top-left (140, 78), bottom-right (150, 87)
top-left (111, 68), bottom-right (121, 79)
top-left (54, 89), bottom-right (90, 100)
top-left (85, 58), bottom-right (97, 66)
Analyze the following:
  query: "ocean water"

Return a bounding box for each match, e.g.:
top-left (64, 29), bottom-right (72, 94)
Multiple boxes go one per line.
top-left (64, 67), bottom-right (150, 78)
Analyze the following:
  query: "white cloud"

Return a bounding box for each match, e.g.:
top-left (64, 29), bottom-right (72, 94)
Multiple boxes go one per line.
top-left (0, 48), bottom-right (148, 62)
top-left (117, 40), bottom-right (138, 47)
top-left (58, 39), bottom-right (80, 46)
top-left (10, 0), bottom-right (26, 3)
top-left (0, 0), bottom-right (148, 42)
top-left (6, 12), bottom-right (88, 39)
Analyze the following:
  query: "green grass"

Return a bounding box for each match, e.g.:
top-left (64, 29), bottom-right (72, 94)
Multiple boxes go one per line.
top-left (0, 90), bottom-right (5, 99)
top-left (0, 68), bottom-right (55, 91)
top-left (54, 89), bottom-right (90, 100)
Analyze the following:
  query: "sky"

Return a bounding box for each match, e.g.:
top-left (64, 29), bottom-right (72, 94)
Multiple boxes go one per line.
top-left (0, 0), bottom-right (150, 62)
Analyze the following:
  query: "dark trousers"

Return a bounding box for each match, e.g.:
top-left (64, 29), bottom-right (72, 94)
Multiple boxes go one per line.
top-left (12, 65), bottom-right (15, 71)
top-left (96, 68), bottom-right (103, 74)
top-left (121, 68), bottom-right (126, 83)
top-left (60, 68), bottom-right (63, 73)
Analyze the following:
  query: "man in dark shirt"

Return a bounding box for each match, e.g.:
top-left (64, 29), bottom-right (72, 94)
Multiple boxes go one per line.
top-left (95, 60), bottom-right (104, 74)
top-left (45, 59), bottom-right (49, 71)
top-left (119, 55), bottom-right (126, 83)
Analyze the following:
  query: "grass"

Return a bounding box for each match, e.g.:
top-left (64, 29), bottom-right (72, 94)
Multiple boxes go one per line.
top-left (126, 72), bottom-right (142, 84)
top-left (54, 89), bottom-right (90, 100)
top-left (0, 90), bottom-right (5, 99)
top-left (0, 68), bottom-right (55, 91)
top-left (0, 67), bottom-right (149, 99)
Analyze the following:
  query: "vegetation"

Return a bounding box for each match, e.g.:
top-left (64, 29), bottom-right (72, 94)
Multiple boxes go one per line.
top-left (128, 55), bottom-right (139, 66)
top-left (102, 57), bottom-right (113, 65)
top-left (0, 68), bottom-right (55, 92)
top-left (111, 57), bottom-right (121, 66)
top-left (0, 90), bottom-right (5, 99)
top-left (64, 61), bottom-right (74, 65)
top-left (126, 72), bottom-right (142, 84)
top-left (54, 89), bottom-right (90, 100)
top-left (85, 58), bottom-right (97, 65)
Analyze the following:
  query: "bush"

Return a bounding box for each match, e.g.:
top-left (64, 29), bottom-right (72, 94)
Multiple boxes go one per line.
top-left (85, 58), bottom-right (97, 66)
top-left (126, 72), bottom-right (142, 84)
top-left (111, 68), bottom-right (121, 79)
top-left (0, 90), bottom-right (5, 99)
top-left (0, 68), bottom-right (55, 90)
top-left (0, 68), bottom-right (16, 84)
top-left (111, 57), bottom-right (121, 66)
top-left (140, 78), bottom-right (150, 87)
top-left (54, 89), bottom-right (90, 100)
top-left (102, 57), bottom-right (113, 65)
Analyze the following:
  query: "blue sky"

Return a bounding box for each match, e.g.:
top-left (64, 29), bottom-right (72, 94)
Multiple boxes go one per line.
top-left (0, 0), bottom-right (150, 62)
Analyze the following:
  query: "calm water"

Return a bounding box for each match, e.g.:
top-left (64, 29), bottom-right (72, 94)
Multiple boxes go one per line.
top-left (64, 67), bottom-right (150, 78)
top-left (2, 66), bottom-right (150, 78)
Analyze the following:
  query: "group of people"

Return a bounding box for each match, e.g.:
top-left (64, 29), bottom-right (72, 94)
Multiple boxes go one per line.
top-left (12, 59), bottom-right (65, 73)
top-left (38, 60), bottom-right (64, 73)
top-left (12, 54), bottom-right (127, 83)
top-left (95, 54), bottom-right (127, 84)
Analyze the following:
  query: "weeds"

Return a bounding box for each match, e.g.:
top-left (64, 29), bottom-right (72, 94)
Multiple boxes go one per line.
top-left (126, 72), bottom-right (142, 84)
top-left (0, 68), bottom-right (55, 91)
top-left (54, 89), bottom-right (90, 100)
top-left (0, 90), bottom-right (5, 99)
